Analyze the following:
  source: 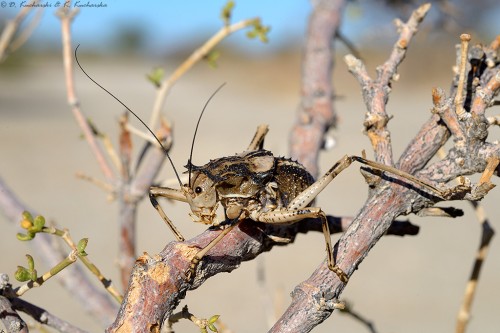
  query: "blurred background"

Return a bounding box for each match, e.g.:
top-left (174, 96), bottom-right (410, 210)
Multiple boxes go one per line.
top-left (1, 0), bottom-right (500, 332)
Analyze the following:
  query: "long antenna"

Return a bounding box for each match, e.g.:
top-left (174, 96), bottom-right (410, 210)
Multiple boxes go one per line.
top-left (188, 83), bottom-right (226, 186)
top-left (74, 44), bottom-right (183, 187)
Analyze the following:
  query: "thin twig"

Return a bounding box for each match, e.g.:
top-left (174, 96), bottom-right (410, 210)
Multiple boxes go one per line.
top-left (0, 1), bottom-right (39, 62)
top-left (455, 34), bottom-right (471, 119)
top-left (125, 123), bottom-right (160, 147)
top-left (339, 301), bottom-right (377, 333)
top-left (11, 297), bottom-right (89, 333)
top-left (167, 305), bottom-right (219, 332)
top-left (8, 8), bottom-right (44, 53)
top-left (149, 18), bottom-right (261, 129)
top-left (455, 202), bottom-right (495, 333)
top-left (0, 178), bottom-right (119, 325)
top-left (75, 172), bottom-right (114, 194)
top-left (57, 6), bottom-right (115, 182)
top-left (14, 250), bottom-right (78, 296)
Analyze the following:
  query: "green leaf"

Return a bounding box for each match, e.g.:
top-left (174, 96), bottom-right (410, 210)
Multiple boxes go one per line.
top-left (16, 232), bottom-right (34, 241)
top-left (146, 67), bottom-right (164, 88)
top-left (204, 50), bottom-right (221, 69)
top-left (29, 269), bottom-right (38, 281)
top-left (246, 21), bottom-right (271, 43)
top-left (26, 255), bottom-right (35, 270)
top-left (15, 266), bottom-right (30, 282)
top-left (33, 215), bottom-right (45, 230)
top-left (208, 315), bottom-right (220, 324)
top-left (208, 323), bottom-right (218, 332)
top-left (77, 238), bottom-right (89, 255)
top-left (22, 211), bottom-right (33, 223)
top-left (220, 0), bottom-right (235, 26)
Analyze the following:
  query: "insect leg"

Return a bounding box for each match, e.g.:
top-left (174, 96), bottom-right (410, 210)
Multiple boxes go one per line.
top-left (350, 156), bottom-right (446, 198)
top-left (288, 155), bottom-right (354, 210)
top-left (185, 220), bottom-right (241, 282)
top-left (288, 154), bottom-right (446, 211)
top-left (149, 186), bottom-right (188, 242)
top-left (254, 207), bottom-right (348, 283)
top-left (246, 124), bottom-right (269, 151)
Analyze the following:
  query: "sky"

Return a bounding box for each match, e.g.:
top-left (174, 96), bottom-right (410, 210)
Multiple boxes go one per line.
top-left (2, 0), bottom-right (500, 56)
top-left (1, 0), bottom-right (313, 55)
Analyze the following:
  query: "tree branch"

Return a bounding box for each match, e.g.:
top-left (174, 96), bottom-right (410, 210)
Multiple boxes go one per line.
top-left (289, 0), bottom-right (346, 177)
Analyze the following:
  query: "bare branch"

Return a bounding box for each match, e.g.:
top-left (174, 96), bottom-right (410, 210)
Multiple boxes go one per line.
top-left (0, 1), bottom-right (40, 62)
top-left (149, 17), bottom-right (263, 129)
top-left (345, 3), bottom-right (431, 166)
top-left (289, 0), bottom-right (346, 177)
top-left (455, 202), bottom-right (495, 333)
top-left (57, 7), bottom-right (116, 182)
top-left (0, 295), bottom-right (28, 333)
top-left (11, 297), bottom-right (89, 333)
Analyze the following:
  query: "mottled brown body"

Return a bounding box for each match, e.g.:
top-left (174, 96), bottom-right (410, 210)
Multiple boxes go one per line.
top-left (189, 149), bottom-right (316, 216)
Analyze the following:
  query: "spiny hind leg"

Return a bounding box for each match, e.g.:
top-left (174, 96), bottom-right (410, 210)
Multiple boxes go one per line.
top-left (254, 208), bottom-right (348, 283)
top-left (287, 154), bottom-right (447, 212)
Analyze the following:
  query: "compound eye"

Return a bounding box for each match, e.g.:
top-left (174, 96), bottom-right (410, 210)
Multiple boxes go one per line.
top-left (195, 186), bottom-right (203, 194)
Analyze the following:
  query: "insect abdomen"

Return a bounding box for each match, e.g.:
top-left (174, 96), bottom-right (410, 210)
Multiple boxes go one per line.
top-left (273, 158), bottom-right (315, 206)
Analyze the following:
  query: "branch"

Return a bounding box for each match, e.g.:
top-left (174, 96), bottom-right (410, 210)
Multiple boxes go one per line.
top-left (0, 1), bottom-right (40, 62)
top-left (106, 210), bottom-right (420, 332)
top-left (0, 295), bottom-right (28, 333)
top-left (148, 17), bottom-right (263, 129)
top-left (271, 8), bottom-right (500, 333)
top-left (289, 0), bottom-right (347, 177)
top-left (57, 7), bottom-right (116, 182)
top-left (11, 297), bottom-right (89, 333)
top-left (455, 202), bottom-right (495, 333)
top-left (345, 3), bottom-right (431, 165)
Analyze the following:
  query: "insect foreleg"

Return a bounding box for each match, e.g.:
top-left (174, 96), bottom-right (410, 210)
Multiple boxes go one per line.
top-left (149, 186), bottom-right (187, 242)
top-left (185, 220), bottom-right (241, 282)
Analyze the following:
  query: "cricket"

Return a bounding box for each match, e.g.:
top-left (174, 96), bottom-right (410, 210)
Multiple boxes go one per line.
top-left (76, 47), bottom-right (448, 284)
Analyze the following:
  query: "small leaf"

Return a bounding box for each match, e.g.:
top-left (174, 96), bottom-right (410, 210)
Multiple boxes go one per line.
top-left (29, 269), bottom-right (38, 281)
top-left (26, 255), bottom-right (35, 271)
top-left (86, 118), bottom-right (102, 137)
top-left (204, 50), bottom-right (221, 69)
top-left (208, 323), bottom-right (218, 332)
top-left (77, 238), bottom-right (89, 255)
top-left (22, 211), bottom-right (33, 223)
top-left (146, 67), bottom-right (164, 88)
top-left (246, 21), bottom-right (271, 43)
top-left (16, 232), bottom-right (34, 241)
top-left (15, 266), bottom-right (30, 282)
top-left (33, 215), bottom-right (45, 230)
top-left (246, 30), bottom-right (257, 39)
top-left (220, 0), bottom-right (235, 26)
top-left (208, 315), bottom-right (220, 324)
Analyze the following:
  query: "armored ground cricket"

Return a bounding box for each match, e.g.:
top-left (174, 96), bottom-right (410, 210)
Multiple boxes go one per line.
top-left (76, 52), bottom-right (447, 284)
